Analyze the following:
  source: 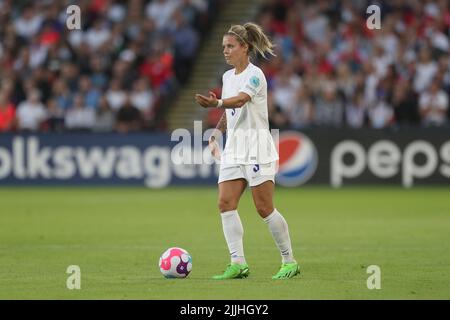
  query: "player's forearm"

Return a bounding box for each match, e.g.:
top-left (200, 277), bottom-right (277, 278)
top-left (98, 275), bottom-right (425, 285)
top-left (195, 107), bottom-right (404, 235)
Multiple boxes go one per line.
top-left (221, 95), bottom-right (247, 108)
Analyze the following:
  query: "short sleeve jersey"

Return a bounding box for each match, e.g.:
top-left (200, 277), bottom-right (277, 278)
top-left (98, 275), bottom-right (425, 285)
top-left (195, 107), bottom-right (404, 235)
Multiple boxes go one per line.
top-left (220, 62), bottom-right (279, 164)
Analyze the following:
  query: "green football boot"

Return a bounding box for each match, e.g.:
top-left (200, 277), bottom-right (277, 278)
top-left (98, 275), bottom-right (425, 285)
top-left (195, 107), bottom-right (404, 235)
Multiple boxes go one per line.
top-left (272, 262), bottom-right (300, 280)
top-left (212, 263), bottom-right (250, 280)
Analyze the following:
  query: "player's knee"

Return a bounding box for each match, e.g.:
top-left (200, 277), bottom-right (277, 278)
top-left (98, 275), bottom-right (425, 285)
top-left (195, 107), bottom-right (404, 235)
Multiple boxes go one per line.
top-left (256, 204), bottom-right (274, 218)
top-left (218, 198), bottom-right (238, 213)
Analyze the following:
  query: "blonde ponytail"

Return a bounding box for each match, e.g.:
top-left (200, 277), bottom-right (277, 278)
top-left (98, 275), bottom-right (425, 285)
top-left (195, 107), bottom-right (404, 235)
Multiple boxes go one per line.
top-left (226, 23), bottom-right (276, 59)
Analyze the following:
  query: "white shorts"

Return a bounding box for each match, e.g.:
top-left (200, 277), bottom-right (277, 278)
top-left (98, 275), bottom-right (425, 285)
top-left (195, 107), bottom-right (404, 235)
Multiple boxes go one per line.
top-left (218, 162), bottom-right (277, 187)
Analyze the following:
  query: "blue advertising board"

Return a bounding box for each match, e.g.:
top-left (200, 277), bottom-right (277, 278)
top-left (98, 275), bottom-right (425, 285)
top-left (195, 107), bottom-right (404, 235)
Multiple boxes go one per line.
top-left (0, 128), bottom-right (449, 187)
top-left (0, 133), bottom-right (219, 187)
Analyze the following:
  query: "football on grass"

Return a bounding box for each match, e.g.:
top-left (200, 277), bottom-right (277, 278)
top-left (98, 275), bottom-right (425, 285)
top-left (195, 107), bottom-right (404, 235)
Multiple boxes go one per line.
top-left (159, 247), bottom-right (192, 278)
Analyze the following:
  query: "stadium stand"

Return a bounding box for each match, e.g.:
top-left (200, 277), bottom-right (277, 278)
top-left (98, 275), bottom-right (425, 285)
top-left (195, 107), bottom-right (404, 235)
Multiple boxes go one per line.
top-left (0, 0), bottom-right (449, 133)
top-left (254, 0), bottom-right (450, 129)
top-left (201, 0), bottom-right (450, 130)
top-left (0, 0), bottom-right (222, 133)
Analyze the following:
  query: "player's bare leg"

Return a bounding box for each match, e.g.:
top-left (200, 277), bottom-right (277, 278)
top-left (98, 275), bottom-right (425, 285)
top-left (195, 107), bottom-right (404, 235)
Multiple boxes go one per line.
top-left (218, 178), bottom-right (247, 213)
top-left (250, 180), bottom-right (275, 218)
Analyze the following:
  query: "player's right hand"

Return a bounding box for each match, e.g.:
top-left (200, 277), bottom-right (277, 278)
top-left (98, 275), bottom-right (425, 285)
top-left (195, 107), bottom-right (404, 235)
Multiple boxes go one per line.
top-left (195, 92), bottom-right (218, 108)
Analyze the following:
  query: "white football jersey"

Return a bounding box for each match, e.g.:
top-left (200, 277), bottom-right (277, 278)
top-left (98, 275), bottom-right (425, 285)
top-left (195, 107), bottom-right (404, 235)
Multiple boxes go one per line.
top-left (220, 62), bottom-right (279, 165)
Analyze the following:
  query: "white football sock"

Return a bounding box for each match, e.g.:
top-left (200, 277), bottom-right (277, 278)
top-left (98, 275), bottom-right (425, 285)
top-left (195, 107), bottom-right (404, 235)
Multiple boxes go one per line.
top-left (220, 210), bottom-right (246, 265)
top-left (263, 208), bottom-right (296, 264)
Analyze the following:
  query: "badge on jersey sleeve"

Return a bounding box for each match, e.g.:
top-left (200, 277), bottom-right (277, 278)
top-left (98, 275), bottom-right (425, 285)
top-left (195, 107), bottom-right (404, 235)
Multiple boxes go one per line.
top-left (250, 76), bottom-right (260, 88)
top-left (245, 75), bottom-right (261, 95)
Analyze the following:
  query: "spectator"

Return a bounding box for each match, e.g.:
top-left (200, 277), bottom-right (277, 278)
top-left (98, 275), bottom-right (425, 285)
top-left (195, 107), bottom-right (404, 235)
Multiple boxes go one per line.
top-left (372, 45), bottom-right (392, 79)
top-left (170, 10), bottom-right (199, 84)
top-left (13, 47), bottom-right (33, 77)
top-left (93, 96), bottom-right (116, 133)
top-left (313, 83), bottom-right (344, 127)
top-left (29, 37), bottom-right (48, 70)
top-left (65, 94), bottom-right (96, 131)
top-left (391, 80), bottom-right (419, 126)
top-left (89, 55), bottom-right (109, 90)
top-left (139, 48), bottom-right (174, 93)
top-left (288, 86), bottom-right (313, 129)
top-left (16, 90), bottom-right (47, 132)
top-left (419, 79), bottom-right (449, 126)
top-left (115, 96), bottom-right (143, 133)
top-left (336, 63), bottom-right (356, 101)
top-left (52, 79), bottom-right (73, 111)
top-left (78, 75), bottom-right (101, 109)
top-left (46, 98), bottom-right (65, 133)
top-left (107, 0), bottom-right (127, 24)
top-left (437, 54), bottom-right (450, 94)
top-left (413, 46), bottom-right (438, 93)
top-left (130, 77), bottom-right (156, 121)
top-left (363, 61), bottom-right (380, 109)
top-left (13, 4), bottom-right (43, 40)
top-left (368, 100), bottom-right (394, 129)
top-left (345, 91), bottom-right (366, 129)
top-left (272, 64), bottom-right (302, 114)
top-left (146, 0), bottom-right (180, 31)
top-left (303, 5), bottom-right (329, 45)
top-left (84, 19), bottom-right (112, 52)
top-left (106, 78), bottom-right (127, 111)
top-left (268, 92), bottom-right (289, 129)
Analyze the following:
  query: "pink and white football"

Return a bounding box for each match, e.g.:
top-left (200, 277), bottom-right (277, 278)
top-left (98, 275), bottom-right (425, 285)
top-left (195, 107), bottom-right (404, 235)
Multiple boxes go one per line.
top-left (158, 247), bottom-right (192, 278)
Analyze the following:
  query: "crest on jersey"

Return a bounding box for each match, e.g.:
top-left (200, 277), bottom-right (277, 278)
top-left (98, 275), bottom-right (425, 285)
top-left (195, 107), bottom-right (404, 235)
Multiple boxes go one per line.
top-left (250, 76), bottom-right (260, 88)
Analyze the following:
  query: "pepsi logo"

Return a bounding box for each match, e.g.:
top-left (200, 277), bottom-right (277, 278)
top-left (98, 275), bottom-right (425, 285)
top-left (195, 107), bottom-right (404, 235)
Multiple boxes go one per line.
top-left (276, 131), bottom-right (318, 187)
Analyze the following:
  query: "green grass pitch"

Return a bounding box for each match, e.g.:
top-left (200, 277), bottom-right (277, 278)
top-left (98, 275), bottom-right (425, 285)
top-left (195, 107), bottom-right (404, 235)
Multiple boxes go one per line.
top-left (0, 186), bottom-right (449, 299)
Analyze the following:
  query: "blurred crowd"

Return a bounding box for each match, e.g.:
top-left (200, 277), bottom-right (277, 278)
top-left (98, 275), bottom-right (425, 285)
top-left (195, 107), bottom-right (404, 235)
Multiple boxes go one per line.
top-left (255, 0), bottom-right (450, 129)
top-left (0, 0), bottom-right (219, 133)
top-left (2, 0), bottom-right (450, 134)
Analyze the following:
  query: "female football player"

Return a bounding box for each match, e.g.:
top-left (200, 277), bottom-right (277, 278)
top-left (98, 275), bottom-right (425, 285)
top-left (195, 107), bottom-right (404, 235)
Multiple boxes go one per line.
top-left (195, 23), bottom-right (299, 280)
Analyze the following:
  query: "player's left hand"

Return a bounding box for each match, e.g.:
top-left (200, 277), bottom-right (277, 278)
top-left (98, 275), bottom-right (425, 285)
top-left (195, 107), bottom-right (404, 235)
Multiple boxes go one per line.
top-left (195, 91), bottom-right (218, 108)
top-left (208, 128), bottom-right (222, 160)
